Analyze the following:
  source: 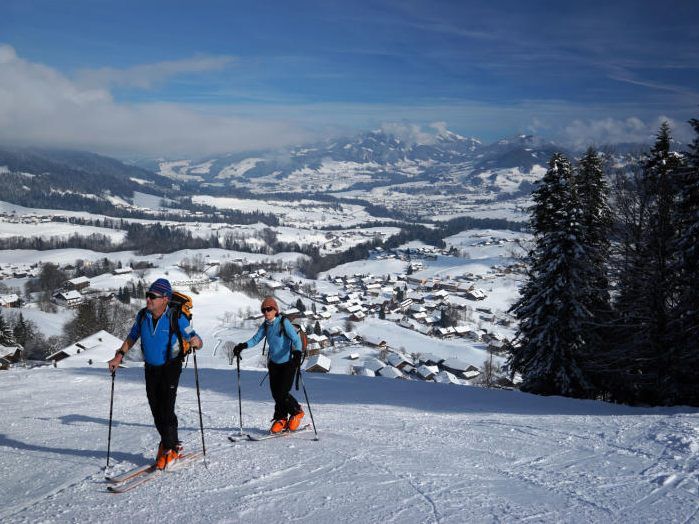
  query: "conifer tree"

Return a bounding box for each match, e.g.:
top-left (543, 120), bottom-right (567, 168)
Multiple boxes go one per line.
top-left (611, 122), bottom-right (683, 403)
top-left (574, 148), bottom-right (613, 387)
top-left (509, 153), bottom-right (594, 397)
top-left (12, 312), bottom-right (32, 347)
top-left (0, 310), bottom-right (17, 346)
top-left (671, 117), bottom-right (699, 404)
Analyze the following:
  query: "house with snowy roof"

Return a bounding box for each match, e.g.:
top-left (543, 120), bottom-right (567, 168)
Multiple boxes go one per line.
top-left (64, 276), bottom-right (90, 291)
top-left (465, 288), bottom-right (487, 301)
top-left (416, 364), bottom-right (438, 381)
top-left (440, 357), bottom-right (471, 376)
top-left (378, 366), bottom-right (405, 379)
top-left (419, 353), bottom-right (444, 366)
top-left (434, 370), bottom-right (461, 385)
top-left (363, 336), bottom-right (387, 348)
top-left (349, 311), bottom-right (366, 321)
top-left (52, 290), bottom-right (84, 308)
top-left (47, 330), bottom-right (124, 368)
top-left (363, 358), bottom-right (386, 373)
top-left (0, 293), bottom-right (20, 308)
top-left (0, 345), bottom-right (22, 369)
top-left (386, 353), bottom-right (413, 370)
top-left (304, 354), bottom-right (331, 373)
top-left (353, 366), bottom-right (375, 377)
top-left (307, 333), bottom-right (330, 348)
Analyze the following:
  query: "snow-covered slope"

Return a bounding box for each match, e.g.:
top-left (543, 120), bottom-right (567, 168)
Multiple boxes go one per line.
top-left (1, 353), bottom-right (697, 522)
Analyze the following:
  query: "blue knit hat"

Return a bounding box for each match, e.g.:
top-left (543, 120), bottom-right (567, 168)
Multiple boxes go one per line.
top-left (148, 278), bottom-right (172, 298)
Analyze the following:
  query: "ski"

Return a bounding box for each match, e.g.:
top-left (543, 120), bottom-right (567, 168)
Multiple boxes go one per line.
top-left (106, 463), bottom-right (155, 484)
top-left (107, 451), bottom-right (203, 493)
top-left (246, 424), bottom-right (311, 442)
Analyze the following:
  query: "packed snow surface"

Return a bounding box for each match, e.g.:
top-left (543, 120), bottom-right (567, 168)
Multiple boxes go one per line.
top-left (1, 353), bottom-right (697, 523)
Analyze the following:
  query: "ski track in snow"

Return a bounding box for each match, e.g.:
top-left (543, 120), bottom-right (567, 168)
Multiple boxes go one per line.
top-left (1, 355), bottom-right (698, 523)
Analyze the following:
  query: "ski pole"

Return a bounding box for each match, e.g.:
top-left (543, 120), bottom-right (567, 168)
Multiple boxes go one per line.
top-left (236, 355), bottom-right (243, 436)
top-left (298, 370), bottom-right (319, 441)
top-left (106, 370), bottom-right (116, 469)
top-left (192, 349), bottom-right (207, 465)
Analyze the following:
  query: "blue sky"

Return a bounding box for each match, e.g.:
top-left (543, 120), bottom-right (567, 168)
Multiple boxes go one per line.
top-left (1, 0), bottom-right (698, 156)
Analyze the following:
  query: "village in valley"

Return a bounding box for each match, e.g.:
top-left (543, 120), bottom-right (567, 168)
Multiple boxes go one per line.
top-left (0, 209), bottom-right (526, 389)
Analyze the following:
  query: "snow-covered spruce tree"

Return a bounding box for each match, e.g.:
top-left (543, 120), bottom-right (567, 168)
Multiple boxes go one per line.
top-left (574, 148), bottom-right (613, 388)
top-left (0, 310), bottom-right (17, 347)
top-left (508, 153), bottom-right (595, 397)
top-left (610, 122), bottom-right (683, 404)
top-left (670, 117), bottom-right (699, 404)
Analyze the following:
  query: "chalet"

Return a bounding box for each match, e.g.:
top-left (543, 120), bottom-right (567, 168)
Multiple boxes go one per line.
top-left (307, 333), bottom-right (331, 349)
top-left (47, 330), bottom-right (124, 367)
top-left (112, 267), bottom-right (133, 275)
top-left (465, 288), bottom-right (487, 301)
top-left (416, 364), bottom-right (438, 380)
top-left (410, 303), bottom-right (427, 313)
top-left (378, 366), bottom-right (405, 379)
top-left (0, 293), bottom-right (20, 308)
top-left (436, 326), bottom-right (456, 338)
top-left (441, 357), bottom-right (471, 376)
top-left (363, 336), bottom-right (387, 349)
top-left (305, 354), bottom-right (331, 373)
top-left (402, 364), bottom-right (416, 375)
top-left (346, 303), bottom-right (363, 314)
top-left (64, 276), bottom-right (90, 291)
top-left (420, 353), bottom-right (444, 366)
top-left (282, 307), bottom-right (301, 317)
top-left (414, 324), bottom-right (432, 336)
top-left (52, 290), bottom-right (84, 308)
top-left (363, 358), bottom-right (385, 374)
top-left (328, 326), bottom-right (343, 337)
top-left (386, 353), bottom-right (412, 370)
top-left (349, 311), bottom-right (366, 322)
top-left (348, 353), bottom-right (359, 360)
top-left (306, 342), bottom-right (322, 355)
top-left (342, 331), bottom-right (360, 343)
top-left (434, 370), bottom-right (461, 385)
top-left (453, 325), bottom-right (470, 337)
top-left (399, 317), bottom-right (418, 330)
top-left (0, 345), bottom-right (22, 369)
top-left (353, 367), bottom-right (375, 377)
top-left (399, 298), bottom-right (413, 311)
top-left (463, 367), bottom-right (481, 380)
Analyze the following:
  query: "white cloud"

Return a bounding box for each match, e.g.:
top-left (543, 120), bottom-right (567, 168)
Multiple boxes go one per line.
top-left (76, 55), bottom-right (235, 90)
top-left (0, 44), bottom-right (307, 157)
top-left (563, 116), bottom-right (693, 149)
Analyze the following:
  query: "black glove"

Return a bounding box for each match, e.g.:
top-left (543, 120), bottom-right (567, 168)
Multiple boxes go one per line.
top-left (233, 342), bottom-right (246, 358)
top-left (291, 351), bottom-right (302, 369)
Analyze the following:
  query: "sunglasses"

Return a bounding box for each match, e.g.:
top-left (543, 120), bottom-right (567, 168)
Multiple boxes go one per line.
top-left (146, 292), bottom-right (165, 300)
top-left (261, 306), bottom-right (276, 313)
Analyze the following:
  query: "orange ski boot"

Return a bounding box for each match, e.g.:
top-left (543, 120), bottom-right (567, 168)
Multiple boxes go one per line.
top-left (288, 410), bottom-right (305, 431)
top-left (270, 418), bottom-right (288, 434)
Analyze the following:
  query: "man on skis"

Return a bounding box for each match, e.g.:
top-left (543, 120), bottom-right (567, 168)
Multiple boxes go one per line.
top-left (107, 278), bottom-right (202, 470)
top-left (233, 296), bottom-right (304, 434)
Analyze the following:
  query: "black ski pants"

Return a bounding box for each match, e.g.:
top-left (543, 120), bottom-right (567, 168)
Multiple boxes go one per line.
top-left (268, 360), bottom-right (301, 420)
top-left (145, 360), bottom-right (182, 451)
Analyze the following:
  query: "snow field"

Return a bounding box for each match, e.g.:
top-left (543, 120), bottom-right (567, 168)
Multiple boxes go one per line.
top-left (1, 361), bottom-right (697, 523)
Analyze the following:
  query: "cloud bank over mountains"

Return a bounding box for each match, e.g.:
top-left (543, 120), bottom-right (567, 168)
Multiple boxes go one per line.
top-left (0, 44), bottom-right (692, 157)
